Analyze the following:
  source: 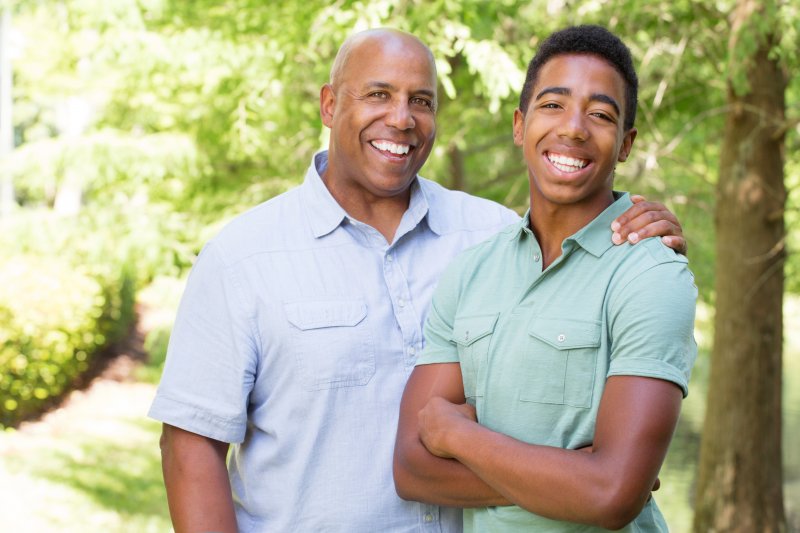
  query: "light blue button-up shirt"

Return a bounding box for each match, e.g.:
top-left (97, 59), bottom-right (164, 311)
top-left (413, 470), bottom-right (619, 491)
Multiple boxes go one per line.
top-left (149, 152), bottom-right (519, 532)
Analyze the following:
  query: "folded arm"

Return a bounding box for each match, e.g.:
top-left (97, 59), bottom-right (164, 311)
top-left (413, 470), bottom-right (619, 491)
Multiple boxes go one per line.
top-left (417, 375), bottom-right (682, 530)
top-left (160, 423), bottom-right (237, 533)
top-left (393, 362), bottom-right (510, 507)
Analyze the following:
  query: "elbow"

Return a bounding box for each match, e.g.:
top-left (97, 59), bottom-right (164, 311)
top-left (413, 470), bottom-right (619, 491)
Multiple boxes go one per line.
top-left (392, 444), bottom-right (432, 502)
top-left (596, 512), bottom-right (637, 532)
top-left (392, 454), bottom-right (420, 501)
top-left (591, 485), bottom-right (649, 531)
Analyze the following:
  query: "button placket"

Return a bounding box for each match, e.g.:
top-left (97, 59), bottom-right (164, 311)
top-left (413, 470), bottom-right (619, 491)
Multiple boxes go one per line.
top-left (383, 247), bottom-right (422, 368)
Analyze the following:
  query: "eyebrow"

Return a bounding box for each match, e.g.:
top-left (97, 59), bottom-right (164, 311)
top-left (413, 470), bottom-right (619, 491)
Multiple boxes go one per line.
top-left (536, 86), bottom-right (621, 116)
top-left (364, 81), bottom-right (436, 100)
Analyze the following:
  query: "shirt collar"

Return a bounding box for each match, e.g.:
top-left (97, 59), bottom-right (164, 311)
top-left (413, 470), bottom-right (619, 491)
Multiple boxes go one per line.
top-left (509, 192), bottom-right (633, 257)
top-left (303, 151), bottom-right (348, 238)
top-left (302, 150), bottom-right (433, 239)
top-left (414, 179), bottom-right (443, 236)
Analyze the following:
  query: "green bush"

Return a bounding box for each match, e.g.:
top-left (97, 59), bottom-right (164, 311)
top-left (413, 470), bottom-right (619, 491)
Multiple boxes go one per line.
top-left (0, 254), bottom-right (135, 429)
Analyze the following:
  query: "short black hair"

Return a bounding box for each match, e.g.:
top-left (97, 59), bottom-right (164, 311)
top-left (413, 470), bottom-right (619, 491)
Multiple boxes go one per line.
top-left (519, 25), bottom-right (638, 130)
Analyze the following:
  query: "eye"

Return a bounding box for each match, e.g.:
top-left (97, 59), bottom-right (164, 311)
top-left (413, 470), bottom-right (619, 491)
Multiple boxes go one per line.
top-left (590, 111), bottom-right (615, 123)
top-left (410, 96), bottom-right (433, 109)
top-left (540, 102), bottom-right (562, 110)
top-left (367, 91), bottom-right (389, 100)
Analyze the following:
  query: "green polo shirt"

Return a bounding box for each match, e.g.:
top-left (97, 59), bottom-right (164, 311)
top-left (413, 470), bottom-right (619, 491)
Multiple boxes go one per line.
top-left (418, 193), bottom-right (697, 532)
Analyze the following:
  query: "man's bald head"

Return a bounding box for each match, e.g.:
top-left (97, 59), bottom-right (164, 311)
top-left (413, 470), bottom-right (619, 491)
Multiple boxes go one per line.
top-left (329, 28), bottom-right (436, 91)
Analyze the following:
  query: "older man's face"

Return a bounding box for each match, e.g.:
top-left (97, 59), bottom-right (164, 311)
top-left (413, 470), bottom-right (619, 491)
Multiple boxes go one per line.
top-left (321, 32), bottom-right (437, 201)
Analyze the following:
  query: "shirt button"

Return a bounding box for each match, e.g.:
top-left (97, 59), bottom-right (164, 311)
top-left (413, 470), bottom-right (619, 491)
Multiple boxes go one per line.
top-left (533, 253), bottom-right (541, 262)
top-left (557, 333), bottom-right (566, 342)
top-left (398, 298), bottom-right (406, 307)
top-left (424, 513), bottom-right (434, 522)
top-left (408, 346), bottom-right (416, 356)
top-left (386, 254), bottom-right (394, 262)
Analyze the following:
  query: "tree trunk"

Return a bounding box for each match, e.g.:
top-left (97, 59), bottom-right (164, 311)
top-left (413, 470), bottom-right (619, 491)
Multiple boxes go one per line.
top-left (448, 142), bottom-right (465, 192)
top-left (693, 2), bottom-right (788, 531)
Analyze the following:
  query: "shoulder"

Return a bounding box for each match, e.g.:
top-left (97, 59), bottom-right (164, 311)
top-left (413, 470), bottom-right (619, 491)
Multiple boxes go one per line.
top-left (610, 236), bottom-right (691, 280)
top-left (205, 186), bottom-right (309, 267)
top-left (437, 223), bottom-right (520, 289)
top-left (418, 177), bottom-right (519, 234)
top-left (606, 237), bottom-right (697, 311)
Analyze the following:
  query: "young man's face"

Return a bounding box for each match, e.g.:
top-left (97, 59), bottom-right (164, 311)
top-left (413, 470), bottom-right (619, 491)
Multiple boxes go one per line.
top-left (513, 53), bottom-right (636, 212)
top-left (320, 32), bottom-right (437, 201)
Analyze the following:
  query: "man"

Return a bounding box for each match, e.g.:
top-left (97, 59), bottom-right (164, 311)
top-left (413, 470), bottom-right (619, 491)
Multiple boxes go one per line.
top-left (393, 25), bottom-right (697, 531)
top-left (150, 28), bottom-right (686, 532)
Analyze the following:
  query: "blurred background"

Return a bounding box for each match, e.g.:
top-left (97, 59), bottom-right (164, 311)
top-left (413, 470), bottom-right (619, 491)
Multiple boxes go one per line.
top-left (0, 0), bottom-right (797, 531)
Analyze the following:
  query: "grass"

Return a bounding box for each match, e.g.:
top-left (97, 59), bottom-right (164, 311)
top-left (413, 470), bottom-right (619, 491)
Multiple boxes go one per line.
top-left (0, 407), bottom-right (171, 532)
top-left (0, 276), bottom-right (182, 533)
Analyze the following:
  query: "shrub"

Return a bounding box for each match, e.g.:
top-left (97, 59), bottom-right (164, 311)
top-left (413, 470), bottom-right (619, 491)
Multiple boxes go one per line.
top-left (0, 255), bottom-right (135, 429)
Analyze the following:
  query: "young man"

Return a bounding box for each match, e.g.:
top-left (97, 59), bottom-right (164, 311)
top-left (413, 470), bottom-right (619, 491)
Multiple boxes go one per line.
top-left (394, 25), bottom-right (697, 531)
top-left (150, 28), bottom-right (687, 532)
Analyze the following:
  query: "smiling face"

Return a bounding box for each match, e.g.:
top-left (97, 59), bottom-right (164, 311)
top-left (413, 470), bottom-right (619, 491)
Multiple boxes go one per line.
top-left (320, 30), bottom-right (437, 205)
top-left (514, 53), bottom-right (636, 216)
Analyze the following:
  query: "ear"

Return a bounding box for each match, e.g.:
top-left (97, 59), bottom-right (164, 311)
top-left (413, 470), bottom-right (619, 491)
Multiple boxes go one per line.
top-left (512, 108), bottom-right (525, 147)
top-left (617, 127), bottom-right (637, 162)
top-left (320, 84), bottom-right (336, 128)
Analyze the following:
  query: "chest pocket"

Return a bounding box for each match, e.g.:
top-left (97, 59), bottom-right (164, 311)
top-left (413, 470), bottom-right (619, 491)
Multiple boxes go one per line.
top-left (452, 314), bottom-right (499, 400)
top-left (284, 300), bottom-right (375, 391)
top-left (520, 317), bottom-right (600, 408)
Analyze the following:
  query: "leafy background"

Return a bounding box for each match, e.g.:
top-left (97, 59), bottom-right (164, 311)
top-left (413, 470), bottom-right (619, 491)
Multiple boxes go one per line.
top-left (0, 0), bottom-right (798, 530)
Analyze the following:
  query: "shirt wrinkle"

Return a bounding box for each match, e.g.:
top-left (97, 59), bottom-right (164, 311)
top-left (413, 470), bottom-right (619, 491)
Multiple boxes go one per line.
top-left (418, 192), bottom-right (697, 532)
top-left (149, 150), bottom-right (519, 532)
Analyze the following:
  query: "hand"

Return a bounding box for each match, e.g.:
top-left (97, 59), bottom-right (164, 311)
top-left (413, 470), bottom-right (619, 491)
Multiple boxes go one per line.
top-left (611, 195), bottom-right (687, 255)
top-left (418, 397), bottom-right (477, 459)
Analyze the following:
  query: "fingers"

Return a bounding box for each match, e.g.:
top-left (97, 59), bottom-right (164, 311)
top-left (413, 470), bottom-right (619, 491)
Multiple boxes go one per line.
top-left (612, 219), bottom-right (688, 254)
top-left (611, 200), bottom-right (686, 254)
top-left (629, 194), bottom-right (647, 204)
top-left (661, 235), bottom-right (688, 256)
top-left (613, 201), bottom-right (680, 231)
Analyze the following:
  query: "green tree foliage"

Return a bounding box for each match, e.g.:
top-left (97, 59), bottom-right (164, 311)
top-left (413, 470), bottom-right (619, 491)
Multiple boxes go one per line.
top-left (10, 0), bottom-right (796, 297)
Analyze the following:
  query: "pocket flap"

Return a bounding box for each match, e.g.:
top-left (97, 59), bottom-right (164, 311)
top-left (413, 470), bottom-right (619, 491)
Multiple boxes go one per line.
top-left (528, 317), bottom-right (600, 350)
top-left (452, 314), bottom-right (499, 346)
top-left (284, 300), bottom-right (367, 330)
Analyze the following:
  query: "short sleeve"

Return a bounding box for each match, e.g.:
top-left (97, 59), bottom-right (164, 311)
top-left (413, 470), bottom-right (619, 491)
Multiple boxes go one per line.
top-left (417, 259), bottom-right (465, 366)
top-left (148, 241), bottom-right (258, 443)
top-left (607, 258), bottom-right (698, 397)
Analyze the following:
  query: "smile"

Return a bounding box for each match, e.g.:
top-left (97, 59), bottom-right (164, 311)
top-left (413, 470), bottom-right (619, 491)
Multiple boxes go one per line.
top-left (371, 140), bottom-right (411, 156)
top-left (546, 152), bottom-right (588, 173)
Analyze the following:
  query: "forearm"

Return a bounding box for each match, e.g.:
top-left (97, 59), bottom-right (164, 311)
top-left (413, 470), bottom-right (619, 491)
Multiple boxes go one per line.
top-left (160, 424), bottom-right (237, 533)
top-left (420, 377), bottom-right (682, 529)
top-left (445, 423), bottom-right (638, 528)
top-left (393, 363), bottom-right (510, 507)
top-left (393, 433), bottom-right (510, 507)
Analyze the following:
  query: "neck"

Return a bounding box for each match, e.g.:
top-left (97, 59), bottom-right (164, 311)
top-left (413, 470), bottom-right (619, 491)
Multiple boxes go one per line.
top-left (529, 193), bottom-right (614, 269)
top-left (321, 171), bottom-right (411, 244)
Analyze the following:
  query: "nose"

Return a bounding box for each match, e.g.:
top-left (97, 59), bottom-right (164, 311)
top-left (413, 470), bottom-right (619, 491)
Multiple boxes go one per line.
top-left (386, 100), bottom-right (415, 130)
top-left (558, 109), bottom-right (589, 142)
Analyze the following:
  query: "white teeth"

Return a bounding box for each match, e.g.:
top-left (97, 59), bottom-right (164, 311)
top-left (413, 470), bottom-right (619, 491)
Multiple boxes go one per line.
top-left (547, 153), bottom-right (588, 172)
top-left (371, 140), bottom-right (410, 155)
